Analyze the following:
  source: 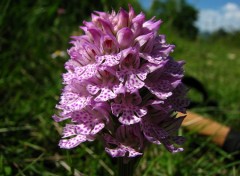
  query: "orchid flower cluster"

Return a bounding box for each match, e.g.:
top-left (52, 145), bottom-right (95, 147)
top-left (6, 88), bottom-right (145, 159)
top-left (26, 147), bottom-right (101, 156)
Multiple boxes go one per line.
top-left (53, 5), bottom-right (189, 158)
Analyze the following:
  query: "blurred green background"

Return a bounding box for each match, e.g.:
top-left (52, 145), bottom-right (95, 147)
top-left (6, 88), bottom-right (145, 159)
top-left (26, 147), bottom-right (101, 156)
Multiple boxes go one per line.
top-left (1, 0), bottom-right (240, 175)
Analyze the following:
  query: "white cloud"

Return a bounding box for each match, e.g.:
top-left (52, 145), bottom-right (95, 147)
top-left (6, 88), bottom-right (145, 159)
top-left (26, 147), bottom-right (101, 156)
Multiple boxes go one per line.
top-left (196, 2), bottom-right (240, 33)
top-left (223, 2), bottom-right (239, 11)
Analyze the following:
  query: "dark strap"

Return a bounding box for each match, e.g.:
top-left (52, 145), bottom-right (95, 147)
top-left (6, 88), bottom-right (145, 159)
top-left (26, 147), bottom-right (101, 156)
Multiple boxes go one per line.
top-left (182, 76), bottom-right (218, 109)
top-left (222, 129), bottom-right (240, 157)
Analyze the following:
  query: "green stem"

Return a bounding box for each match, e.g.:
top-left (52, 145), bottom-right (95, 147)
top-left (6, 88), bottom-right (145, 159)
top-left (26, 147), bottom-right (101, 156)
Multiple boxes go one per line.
top-left (117, 157), bottom-right (141, 176)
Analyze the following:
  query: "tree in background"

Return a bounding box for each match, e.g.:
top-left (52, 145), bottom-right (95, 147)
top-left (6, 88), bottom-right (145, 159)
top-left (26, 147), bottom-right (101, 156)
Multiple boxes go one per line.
top-left (149, 0), bottom-right (198, 39)
top-left (209, 29), bottom-right (240, 47)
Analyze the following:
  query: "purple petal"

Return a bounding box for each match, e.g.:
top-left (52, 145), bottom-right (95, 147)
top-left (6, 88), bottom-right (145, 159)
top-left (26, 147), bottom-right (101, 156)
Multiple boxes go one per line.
top-left (140, 53), bottom-right (163, 64)
top-left (128, 4), bottom-right (136, 21)
top-left (91, 122), bottom-right (105, 134)
top-left (134, 107), bottom-right (147, 117)
top-left (63, 64), bottom-right (98, 84)
top-left (97, 18), bottom-right (114, 35)
top-left (115, 8), bottom-right (129, 30)
top-left (119, 47), bottom-right (140, 69)
top-left (96, 54), bottom-right (121, 67)
top-left (125, 73), bottom-right (145, 91)
top-left (94, 88), bottom-right (117, 102)
top-left (100, 35), bottom-right (118, 53)
top-left (117, 27), bottom-right (134, 49)
top-left (112, 83), bottom-right (125, 94)
top-left (62, 124), bottom-right (92, 137)
top-left (122, 146), bottom-right (143, 157)
top-left (143, 18), bottom-right (162, 33)
top-left (59, 135), bottom-right (87, 149)
top-left (103, 133), bottom-right (119, 145)
top-left (119, 111), bottom-right (141, 125)
top-left (105, 145), bottom-right (142, 158)
top-left (116, 70), bottom-right (128, 82)
top-left (145, 80), bottom-right (173, 100)
top-left (105, 147), bottom-right (126, 157)
top-left (131, 12), bottom-right (145, 36)
top-left (52, 114), bottom-right (71, 122)
top-left (161, 116), bottom-right (185, 135)
top-left (141, 120), bottom-right (169, 143)
top-left (165, 59), bottom-right (185, 75)
top-left (111, 101), bottom-right (146, 125)
top-left (111, 103), bottom-right (122, 116)
top-left (58, 92), bottom-right (79, 105)
top-left (71, 110), bottom-right (92, 123)
top-left (85, 28), bottom-right (102, 45)
top-left (87, 84), bottom-right (100, 95)
top-left (134, 32), bottom-right (155, 53)
top-left (117, 61), bottom-right (146, 86)
top-left (56, 96), bottom-right (91, 115)
top-left (161, 139), bottom-right (184, 153)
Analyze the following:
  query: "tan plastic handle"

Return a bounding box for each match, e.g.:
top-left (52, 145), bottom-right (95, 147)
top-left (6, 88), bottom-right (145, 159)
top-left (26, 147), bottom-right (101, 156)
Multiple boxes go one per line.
top-left (181, 111), bottom-right (230, 146)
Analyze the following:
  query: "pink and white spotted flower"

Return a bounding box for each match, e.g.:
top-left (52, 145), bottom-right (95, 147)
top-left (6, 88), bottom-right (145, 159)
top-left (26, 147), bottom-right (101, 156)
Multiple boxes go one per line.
top-left (53, 5), bottom-right (189, 158)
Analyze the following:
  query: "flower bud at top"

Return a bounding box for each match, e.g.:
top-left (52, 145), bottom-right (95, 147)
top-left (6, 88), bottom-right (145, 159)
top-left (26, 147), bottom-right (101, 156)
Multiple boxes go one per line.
top-left (117, 27), bottom-right (134, 49)
top-left (115, 8), bottom-right (129, 31)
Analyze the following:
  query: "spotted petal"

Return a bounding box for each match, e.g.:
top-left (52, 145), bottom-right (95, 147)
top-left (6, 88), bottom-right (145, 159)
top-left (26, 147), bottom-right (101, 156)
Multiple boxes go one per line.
top-left (119, 111), bottom-right (141, 125)
top-left (105, 145), bottom-right (142, 157)
top-left (56, 96), bottom-right (91, 115)
top-left (63, 64), bottom-right (97, 84)
top-left (116, 67), bottom-right (148, 92)
top-left (59, 135), bottom-right (87, 149)
top-left (105, 147), bottom-right (126, 157)
top-left (111, 103), bottom-right (147, 125)
top-left (96, 54), bottom-right (121, 67)
top-left (62, 124), bottom-right (92, 137)
top-left (94, 87), bottom-right (117, 102)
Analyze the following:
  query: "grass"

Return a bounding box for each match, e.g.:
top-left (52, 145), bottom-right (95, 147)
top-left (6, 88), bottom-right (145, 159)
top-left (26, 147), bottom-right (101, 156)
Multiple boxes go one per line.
top-left (1, 1), bottom-right (240, 175)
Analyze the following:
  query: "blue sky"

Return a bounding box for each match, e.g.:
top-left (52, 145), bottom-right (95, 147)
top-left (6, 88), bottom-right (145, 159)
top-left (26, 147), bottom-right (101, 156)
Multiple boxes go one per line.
top-left (138, 0), bottom-right (240, 32)
top-left (187, 0), bottom-right (240, 10)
